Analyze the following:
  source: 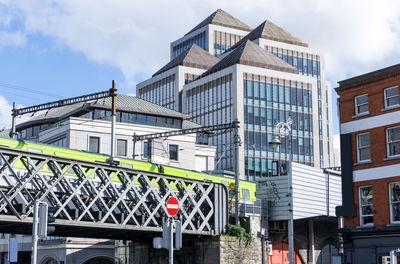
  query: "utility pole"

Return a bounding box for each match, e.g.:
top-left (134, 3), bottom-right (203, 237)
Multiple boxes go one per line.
top-left (233, 119), bottom-right (240, 224)
top-left (31, 200), bottom-right (39, 264)
top-left (110, 80), bottom-right (117, 158)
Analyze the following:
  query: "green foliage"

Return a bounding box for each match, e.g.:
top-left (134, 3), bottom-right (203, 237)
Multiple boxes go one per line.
top-left (226, 224), bottom-right (253, 243)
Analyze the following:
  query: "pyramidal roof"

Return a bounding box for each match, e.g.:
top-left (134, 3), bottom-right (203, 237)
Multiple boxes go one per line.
top-left (228, 20), bottom-right (308, 52)
top-left (185, 9), bottom-right (252, 36)
top-left (200, 40), bottom-right (298, 78)
top-left (152, 44), bottom-right (219, 77)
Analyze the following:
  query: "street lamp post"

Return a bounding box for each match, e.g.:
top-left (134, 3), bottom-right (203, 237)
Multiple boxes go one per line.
top-left (269, 118), bottom-right (294, 264)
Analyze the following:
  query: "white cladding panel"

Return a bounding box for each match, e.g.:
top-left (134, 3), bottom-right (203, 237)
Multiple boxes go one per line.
top-left (257, 163), bottom-right (342, 221)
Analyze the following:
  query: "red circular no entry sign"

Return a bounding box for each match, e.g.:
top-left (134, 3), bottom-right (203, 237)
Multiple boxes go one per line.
top-left (166, 197), bottom-right (179, 217)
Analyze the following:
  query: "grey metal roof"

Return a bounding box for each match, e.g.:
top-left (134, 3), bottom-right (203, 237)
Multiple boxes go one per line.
top-left (16, 95), bottom-right (191, 130)
top-left (227, 20), bottom-right (308, 52)
top-left (152, 45), bottom-right (219, 77)
top-left (16, 103), bottom-right (88, 130)
top-left (182, 120), bottom-right (201, 129)
top-left (200, 40), bottom-right (298, 78)
top-left (185, 9), bottom-right (252, 36)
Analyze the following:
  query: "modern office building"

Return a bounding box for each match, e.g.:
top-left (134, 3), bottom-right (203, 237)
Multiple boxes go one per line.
top-left (335, 64), bottom-right (400, 263)
top-left (170, 9), bottom-right (252, 59)
top-left (137, 9), bottom-right (334, 181)
top-left (137, 44), bottom-right (219, 112)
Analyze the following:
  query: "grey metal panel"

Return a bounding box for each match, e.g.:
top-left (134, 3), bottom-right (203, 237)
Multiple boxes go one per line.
top-left (257, 163), bottom-right (342, 221)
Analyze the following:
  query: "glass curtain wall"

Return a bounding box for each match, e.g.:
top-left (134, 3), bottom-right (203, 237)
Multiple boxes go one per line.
top-left (172, 32), bottom-right (207, 58)
top-left (266, 45), bottom-right (328, 167)
top-left (138, 74), bottom-right (176, 110)
top-left (214, 31), bottom-right (243, 56)
top-left (186, 74), bottom-right (233, 171)
top-left (243, 73), bottom-right (314, 181)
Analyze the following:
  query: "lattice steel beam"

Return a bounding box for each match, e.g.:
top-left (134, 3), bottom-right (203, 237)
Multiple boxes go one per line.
top-left (0, 147), bottom-right (227, 237)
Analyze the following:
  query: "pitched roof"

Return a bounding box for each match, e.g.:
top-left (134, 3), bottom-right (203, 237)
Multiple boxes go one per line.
top-left (16, 95), bottom-right (191, 130)
top-left (228, 20), bottom-right (308, 51)
top-left (185, 9), bottom-right (252, 36)
top-left (200, 40), bottom-right (298, 78)
top-left (152, 45), bottom-right (219, 77)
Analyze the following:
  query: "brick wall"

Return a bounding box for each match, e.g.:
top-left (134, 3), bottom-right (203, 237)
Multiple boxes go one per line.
top-left (337, 69), bottom-right (400, 229)
top-left (337, 72), bottom-right (400, 124)
top-left (344, 176), bottom-right (400, 228)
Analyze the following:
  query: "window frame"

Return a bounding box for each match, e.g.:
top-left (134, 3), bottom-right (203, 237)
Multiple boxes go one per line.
top-left (356, 132), bottom-right (371, 162)
top-left (387, 126), bottom-right (400, 158)
top-left (359, 185), bottom-right (373, 226)
top-left (168, 144), bottom-right (179, 161)
top-left (89, 136), bottom-right (100, 153)
top-left (354, 94), bottom-right (369, 116)
top-left (116, 139), bottom-right (127, 157)
top-left (389, 182), bottom-right (400, 224)
top-left (384, 86), bottom-right (399, 109)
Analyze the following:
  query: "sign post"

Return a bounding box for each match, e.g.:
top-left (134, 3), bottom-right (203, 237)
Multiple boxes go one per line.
top-left (166, 197), bottom-right (179, 264)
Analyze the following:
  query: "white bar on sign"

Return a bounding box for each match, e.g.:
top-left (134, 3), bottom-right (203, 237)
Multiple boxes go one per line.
top-left (167, 204), bottom-right (179, 209)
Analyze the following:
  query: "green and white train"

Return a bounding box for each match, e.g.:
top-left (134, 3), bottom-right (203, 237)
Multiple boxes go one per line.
top-left (0, 137), bottom-right (256, 202)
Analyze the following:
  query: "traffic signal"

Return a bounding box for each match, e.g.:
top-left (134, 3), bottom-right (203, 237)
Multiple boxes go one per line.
top-left (38, 203), bottom-right (56, 238)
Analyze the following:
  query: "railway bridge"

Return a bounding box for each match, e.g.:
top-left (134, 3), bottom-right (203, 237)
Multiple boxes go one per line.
top-left (0, 145), bottom-right (227, 240)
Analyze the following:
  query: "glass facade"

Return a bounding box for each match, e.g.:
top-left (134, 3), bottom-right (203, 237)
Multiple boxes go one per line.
top-left (138, 74), bottom-right (176, 110)
top-left (266, 45), bottom-right (329, 168)
top-left (172, 31), bottom-right (206, 58)
top-left (186, 74), bottom-right (233, 170)
top-left (214, 31), bottom-right (243, 56)
top-left (243, 73), bottom-right (314, 181)
top-left (184, 73), bottom-right (199, 84)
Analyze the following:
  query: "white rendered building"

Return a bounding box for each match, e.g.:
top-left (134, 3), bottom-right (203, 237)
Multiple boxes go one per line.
top-left (16, 94), bottom-right (216, 172)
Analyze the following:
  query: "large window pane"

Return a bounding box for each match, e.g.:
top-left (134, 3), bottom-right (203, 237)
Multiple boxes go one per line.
top-left (357, 133), bottom-right (370, 162)
top-left (89, 137), bottom-right (100, 153)
top-left (388, 126), bottom-right (400, 157)
top-left (390, 182), bottom-right (400, 222)
top-left (117, 139), bottom-right (127, 157)
top-left (359, 186), bottom-right (373, 225)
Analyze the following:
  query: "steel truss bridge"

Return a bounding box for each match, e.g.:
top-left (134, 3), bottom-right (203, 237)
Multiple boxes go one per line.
top-left (0, 146), bottom-right (227, 239)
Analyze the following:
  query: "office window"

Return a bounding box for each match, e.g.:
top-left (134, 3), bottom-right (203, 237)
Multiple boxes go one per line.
top-left (143, 141), bottom-right (151, 159)
top-left (355, 94), bottom-right (368, 115)
top-left (89, 137), bottom-right (100, 153)
top-left (359, 186), bottom-right (373, 226)
top-left (390, 182), bottom-right (400, 223)
top-left (387, 126), bottom-right (400, 157)
top-left (169, 144), bottom-right (178, 161)
top-left (384, 86), bottom-right (399, 108)
top-left (117, 139), bottom-right (127, 157)
top-left (357, 133), bottom-right (370, 162)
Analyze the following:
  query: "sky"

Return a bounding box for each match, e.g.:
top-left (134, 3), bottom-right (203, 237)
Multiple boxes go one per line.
top-left (0, 0), bottom-right (400, 154)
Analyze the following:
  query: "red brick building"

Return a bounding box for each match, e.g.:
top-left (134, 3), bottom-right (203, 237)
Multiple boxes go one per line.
top-left (335, 64), bottom-right (400, 263)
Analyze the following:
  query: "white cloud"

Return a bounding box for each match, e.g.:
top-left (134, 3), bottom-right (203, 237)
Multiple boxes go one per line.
top-left (0, 0), bottom-right (399, 88)
top-left (0, 31), bottom-right (25, 48)
top-left (0, 96), bottom-right (31, 130)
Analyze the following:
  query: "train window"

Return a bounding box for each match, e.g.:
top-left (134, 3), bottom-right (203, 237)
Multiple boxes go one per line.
top-left (242, 189), bottom-right (250, 200)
